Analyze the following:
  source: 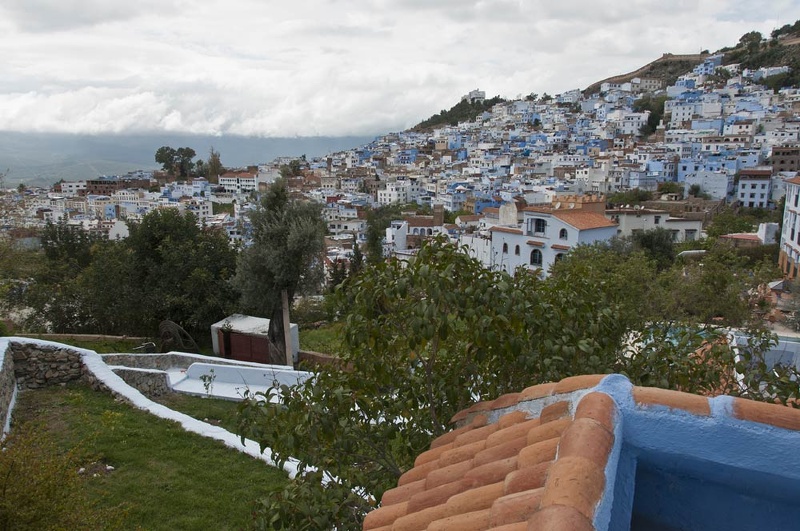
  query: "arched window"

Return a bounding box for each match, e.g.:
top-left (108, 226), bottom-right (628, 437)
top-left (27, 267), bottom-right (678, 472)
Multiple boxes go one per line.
top-left (413, 228), bottom-right (419, 235)
top-left (502, 242), bottom-right (508, 254)
top-left (515, 245), bottom-right (520, 256)
top-left (555, 253), bottom-right (565, 262)
top-left (427, 228), bottom-right (433, 236)
top-left (530, 249), bottom-right (542, 266)
top-left (559, 228), bottom-right (568, 240)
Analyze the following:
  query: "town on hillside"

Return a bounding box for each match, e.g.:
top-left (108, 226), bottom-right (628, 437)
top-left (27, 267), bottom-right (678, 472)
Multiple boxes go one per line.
top-left (3, 37), bottom-right (800, 283)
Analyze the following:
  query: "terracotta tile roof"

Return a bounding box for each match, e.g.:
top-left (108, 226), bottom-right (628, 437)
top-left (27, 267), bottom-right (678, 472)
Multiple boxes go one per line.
top-left (550, 211), bottom-right (617, 231)
top-left (719, 233), bottom-right (761, 241)
top-left (490, 226), bottom-right (523, 235)
top-left (527, 240), bottom-right (545, 247)
top-left (364, 373), bottom-right (800, 531)
top-left (550, 244), bottom-right (570, 251)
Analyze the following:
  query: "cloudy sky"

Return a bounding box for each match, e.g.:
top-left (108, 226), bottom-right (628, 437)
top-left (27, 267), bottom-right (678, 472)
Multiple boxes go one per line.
top-left (1, 0), bottom-right (799, 138)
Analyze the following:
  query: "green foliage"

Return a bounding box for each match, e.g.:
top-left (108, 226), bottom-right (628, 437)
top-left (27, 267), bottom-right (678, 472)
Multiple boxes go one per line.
top-left (206, 147), bottom-right (224, 181)
top-left (688, 183), bottom-right (711, 200)
top-left (279, 159), bottom-right (304, 179)
top-left (251, 472), bottom-right (370, 531)
top-left (633, 94), bottom-right (668, 136)
top-left (21, 209), bottom-right (238, 338)
top-left (632, 227), bottom-right (676, 271)
top-left (607, 188), bottom-right (652, 206)
top-left (657, 181), bottom-right (683, 196)
top-left (706, 207), bottom-right (783, 238)
top-left (155, 146), bottom-right (197, 178)
top-left (234, 179), bottom-right (325, 361)
top-left (0, 423), bottom-right (127, 530)
top-left (771, 20), bottom-right (800, 40)
top-left (414, 96), bottom-right (505, 131)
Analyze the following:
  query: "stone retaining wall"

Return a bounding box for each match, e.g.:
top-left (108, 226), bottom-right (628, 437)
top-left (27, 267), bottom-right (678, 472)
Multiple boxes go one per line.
top-left (110, 367), bottom-right (172, 397)
top-left (10, 342), bottom-right (84, 389)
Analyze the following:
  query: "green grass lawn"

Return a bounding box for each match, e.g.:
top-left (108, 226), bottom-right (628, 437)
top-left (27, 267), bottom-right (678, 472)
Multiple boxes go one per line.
top-left (153, 392), bottom-right (243, 435)
top-left (10, 383), bottom-right (287, 530)
top-left (299, 322), bottom-right (345, 355)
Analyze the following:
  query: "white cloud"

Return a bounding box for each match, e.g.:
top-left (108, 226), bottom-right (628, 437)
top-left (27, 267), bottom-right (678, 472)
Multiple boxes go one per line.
top-left (0, 0), bottom-right (798, 136)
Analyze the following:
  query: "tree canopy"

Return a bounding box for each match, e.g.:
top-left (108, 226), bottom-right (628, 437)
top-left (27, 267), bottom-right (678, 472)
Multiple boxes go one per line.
top-left (155, 146), bottom-right (197, 178)
top-left (20, 210), bottom-right (237, 340)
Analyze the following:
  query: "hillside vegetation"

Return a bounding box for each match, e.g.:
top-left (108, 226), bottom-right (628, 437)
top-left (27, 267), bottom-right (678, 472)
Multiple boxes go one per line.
top-left (413, 96), bottom-right (505, 131)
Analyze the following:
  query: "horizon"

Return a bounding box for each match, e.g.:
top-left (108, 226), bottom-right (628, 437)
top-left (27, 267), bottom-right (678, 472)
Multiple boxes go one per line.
top-left (1, 1), bottom-right (799, 138)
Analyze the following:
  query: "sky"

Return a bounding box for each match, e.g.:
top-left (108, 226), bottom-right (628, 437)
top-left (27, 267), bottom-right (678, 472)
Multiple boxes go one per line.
top-left (1, 0), bottom-right (800, 139)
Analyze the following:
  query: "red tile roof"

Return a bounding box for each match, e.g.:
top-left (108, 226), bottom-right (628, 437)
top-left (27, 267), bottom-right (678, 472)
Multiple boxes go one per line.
top-left (490, 226), bottom-right (523, 235)
top-left (364, 374), bottom-right (800, 531)
top-left (551, 212), bottom-right (616, 231)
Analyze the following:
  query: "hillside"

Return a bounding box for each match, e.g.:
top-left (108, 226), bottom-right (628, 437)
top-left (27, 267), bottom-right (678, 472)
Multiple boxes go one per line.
top-left (413, 96), bottom-right (505, 131)
top-left (583, 53), bottom-right (708, 95)
top-left (583, 19), bottom-right (800, 95)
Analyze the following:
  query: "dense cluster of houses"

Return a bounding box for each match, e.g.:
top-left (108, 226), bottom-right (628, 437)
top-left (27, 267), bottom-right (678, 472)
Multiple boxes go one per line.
top-left (3, 52), bottom-right (800, 277)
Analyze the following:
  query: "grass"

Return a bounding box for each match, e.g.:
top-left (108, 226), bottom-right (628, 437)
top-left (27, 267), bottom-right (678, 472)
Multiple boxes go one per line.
top-left (299, 322), bottom-right (345, 355)
top-left (152, 392), bottom-right (243, 435)
top-left (11, 383), bottom-right (288, 530)
top-left (16, 335), bottom-right (153, 354)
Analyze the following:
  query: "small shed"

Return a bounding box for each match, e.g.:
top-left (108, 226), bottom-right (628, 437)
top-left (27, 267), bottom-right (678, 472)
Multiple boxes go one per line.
top-left (210, 314), bottom-right (300, 365)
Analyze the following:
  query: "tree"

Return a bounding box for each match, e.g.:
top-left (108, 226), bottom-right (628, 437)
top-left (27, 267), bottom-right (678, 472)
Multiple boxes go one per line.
top-left (349, 241), bottom-right (364, 278)
top-left (706, 208), bottom-right (757, 238)
top-left (155, 146), bottom-right (178, 175)
top-left (739, 31), bottom-right (763, 53)
top-left (207, 147), bottom-right (224, 183)
top-left (154, 146), bottom-right (197, 178)
top-left (21, 210), bottom-right (238, 339)
top-left (234, 179), bottom-right (325, 363)
top-left (632, 227), bottom-right (676, 271)
top-left (658, 181), bottom-right (683, 196)
top-left (633, 95), bottom-right (668, 137)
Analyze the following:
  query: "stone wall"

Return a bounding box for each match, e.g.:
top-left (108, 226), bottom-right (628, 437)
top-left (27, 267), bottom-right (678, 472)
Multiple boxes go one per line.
top-left (111, 367), bottom-right (172, 397)
top-left (10, 342), bottom-right (84, 389)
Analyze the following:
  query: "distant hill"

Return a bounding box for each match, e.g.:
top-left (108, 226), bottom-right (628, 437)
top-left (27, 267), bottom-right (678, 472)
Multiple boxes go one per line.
top-left (583, 19), bottom-right (800, 95)
top-left (583, 53), bottom-right (708, 95)
top-left (412, 96), bottom-right (505, 131)
top-left (0, 132), bottom-right (374, 187)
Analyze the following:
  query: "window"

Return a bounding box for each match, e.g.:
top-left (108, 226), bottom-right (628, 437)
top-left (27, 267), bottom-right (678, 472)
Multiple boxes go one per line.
top-left (534, 218), bottom-right (546, 234)
top-left (515, 245), bottom-right (520, 256)
top-left (530, 249), bottom-right (542, 266)
top-left (559, 228), bottom-right (568, 240)
top-left (750, 193), bottom-right (755, 198)
top-left (654, 216), bottom-right (661, 225)
top-left (761, 184), bottom-right (767, 189)
top-left (554, 253), bottom-right (565, 263)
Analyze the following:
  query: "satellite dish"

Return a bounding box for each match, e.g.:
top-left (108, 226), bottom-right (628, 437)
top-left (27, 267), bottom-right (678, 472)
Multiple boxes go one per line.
top-left (569, 203), bottom-right (576, 209)
top-left (554, 202), bottom-right (561, 209)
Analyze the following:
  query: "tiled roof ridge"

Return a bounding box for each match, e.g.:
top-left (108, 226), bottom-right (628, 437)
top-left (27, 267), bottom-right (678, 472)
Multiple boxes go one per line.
top-left (364, 374), bottom-right (800, 531)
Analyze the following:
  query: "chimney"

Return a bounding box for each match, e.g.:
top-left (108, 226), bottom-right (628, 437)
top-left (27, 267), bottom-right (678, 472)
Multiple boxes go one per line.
top-left (433, 204), bottom-right (444, 226)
